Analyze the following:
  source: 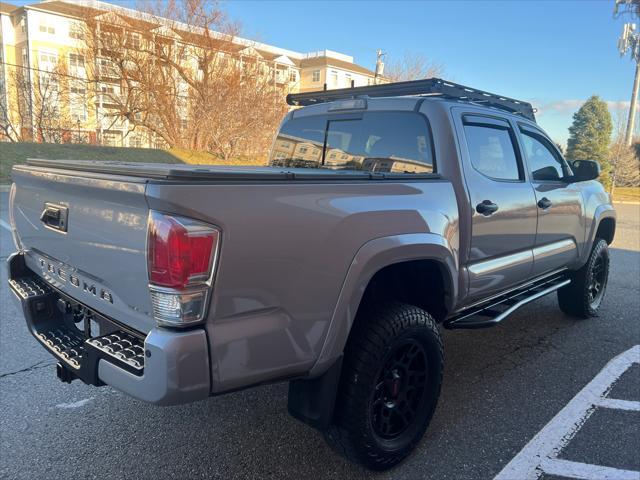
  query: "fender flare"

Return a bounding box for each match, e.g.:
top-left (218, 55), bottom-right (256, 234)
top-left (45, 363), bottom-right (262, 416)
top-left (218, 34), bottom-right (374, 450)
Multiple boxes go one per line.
top-left (580, 204), bottom-right (616, 265)
top-left (309, 232), bottom-right (457, 377)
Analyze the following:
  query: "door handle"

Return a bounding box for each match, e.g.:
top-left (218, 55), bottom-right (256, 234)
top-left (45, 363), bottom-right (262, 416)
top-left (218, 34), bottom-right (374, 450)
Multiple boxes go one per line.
top-left (476, 200), bottom-right (499, 216)
top-left (40, 203), bottom-right (68, 232)
top-left (537, 197), bottom-right (552, 209)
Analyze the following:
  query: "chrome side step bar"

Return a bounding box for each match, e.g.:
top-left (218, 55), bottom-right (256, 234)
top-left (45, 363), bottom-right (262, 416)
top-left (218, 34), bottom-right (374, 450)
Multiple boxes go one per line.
top-left (444, 275), bottom-right (571, 330)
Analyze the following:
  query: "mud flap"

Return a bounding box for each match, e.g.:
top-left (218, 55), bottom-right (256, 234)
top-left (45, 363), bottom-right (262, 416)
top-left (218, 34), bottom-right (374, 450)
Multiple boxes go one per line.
top-left (287, 356), bottom-right (343, 431)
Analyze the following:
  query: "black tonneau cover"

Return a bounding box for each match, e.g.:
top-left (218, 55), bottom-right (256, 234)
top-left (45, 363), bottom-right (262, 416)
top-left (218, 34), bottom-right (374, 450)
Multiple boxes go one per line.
top-left (24, 159), bottom-right (440, 182)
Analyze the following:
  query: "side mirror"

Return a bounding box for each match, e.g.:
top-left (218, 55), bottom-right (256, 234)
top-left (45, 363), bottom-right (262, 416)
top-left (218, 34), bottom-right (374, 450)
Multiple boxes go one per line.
top-left (570, 160), bottom-right (600, 182)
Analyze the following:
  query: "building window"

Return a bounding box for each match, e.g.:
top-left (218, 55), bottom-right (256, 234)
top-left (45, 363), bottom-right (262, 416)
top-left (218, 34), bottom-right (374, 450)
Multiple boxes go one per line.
top-left (103, 132), bottom-right (121, 147)
top-left (289, 70), bottom-right (297, 82)
top-left (71, 103), bottom-right (88, 122)
top-left (126, 33), bottom-right (141, 49)
top-left (69, 23), bottom-right (83, 40)
top-left (129, 135), bottom-right (144, 148)
top-left (312, 70), bottom-right (320, 82)
top-left (330, 71), bottom-right (338, 87)
top-left (345, 73), bottom-right (352, 87)
top-left (39, 24), bottom-right (55, 34)
top-left (69, 53), bottom-right (85, 68)
top-left (70, 80), bottom-right (86, 95)
top-left (38, 52), bottom-right (58, 75)
top-left (39, 53), bottom-right (57, 64)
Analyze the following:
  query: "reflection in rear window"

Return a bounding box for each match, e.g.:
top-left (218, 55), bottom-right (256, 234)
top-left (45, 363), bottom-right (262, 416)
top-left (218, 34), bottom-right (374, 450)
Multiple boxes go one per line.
top-left (269, 112), bottom-right (434, 173)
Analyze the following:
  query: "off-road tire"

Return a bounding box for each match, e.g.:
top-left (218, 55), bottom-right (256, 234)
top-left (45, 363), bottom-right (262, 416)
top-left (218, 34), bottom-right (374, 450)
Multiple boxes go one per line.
top-left (557, 238), bottom-right (610, 318)
top-left (324, 302), bottom-right (443, 470)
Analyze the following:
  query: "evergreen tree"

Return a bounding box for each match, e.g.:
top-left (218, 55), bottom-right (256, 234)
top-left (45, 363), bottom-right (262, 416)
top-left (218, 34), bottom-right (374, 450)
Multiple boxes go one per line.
top-left (566, 96), bottom-right (613, 188)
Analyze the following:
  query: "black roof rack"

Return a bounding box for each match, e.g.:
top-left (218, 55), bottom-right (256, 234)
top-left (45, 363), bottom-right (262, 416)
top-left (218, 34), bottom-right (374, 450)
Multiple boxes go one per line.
top-left (286, 78), bottom-right (536, 122)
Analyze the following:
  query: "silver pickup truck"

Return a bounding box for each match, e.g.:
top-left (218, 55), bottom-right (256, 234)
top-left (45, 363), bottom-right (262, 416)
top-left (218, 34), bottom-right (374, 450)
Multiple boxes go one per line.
top-left (8, 79), bottom-right (615, 470)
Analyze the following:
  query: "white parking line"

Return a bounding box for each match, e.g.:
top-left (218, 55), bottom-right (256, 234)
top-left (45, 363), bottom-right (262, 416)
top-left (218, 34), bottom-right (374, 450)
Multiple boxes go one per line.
top-left (494, 345), bottom-right (640, 480)
top-left (540, 458), bottom-right (640, 480)
top-left (55, 397), bottom-right (95, 409)
top-left (0, 218), bottom-right (11, 232)
top-left (596, 397), bottom-right (640, 411)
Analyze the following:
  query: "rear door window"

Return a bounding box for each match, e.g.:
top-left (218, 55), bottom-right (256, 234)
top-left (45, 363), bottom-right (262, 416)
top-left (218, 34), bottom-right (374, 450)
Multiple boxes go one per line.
top-left (270, 111), bottom-right (434, 173)
top-left (463, 119), bottom-right (522, 181)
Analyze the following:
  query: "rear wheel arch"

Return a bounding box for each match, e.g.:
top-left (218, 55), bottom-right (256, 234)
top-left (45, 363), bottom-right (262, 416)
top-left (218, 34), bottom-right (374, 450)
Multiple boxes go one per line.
top-left (356, 259), bottom-right (453, 323)
top-left (595, 217), bottom-right (615, 244)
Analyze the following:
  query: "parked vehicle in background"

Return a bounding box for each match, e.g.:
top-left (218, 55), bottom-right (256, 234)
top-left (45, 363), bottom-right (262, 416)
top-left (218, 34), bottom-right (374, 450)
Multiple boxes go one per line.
top-left (8, 79), bottom-right (615, 469)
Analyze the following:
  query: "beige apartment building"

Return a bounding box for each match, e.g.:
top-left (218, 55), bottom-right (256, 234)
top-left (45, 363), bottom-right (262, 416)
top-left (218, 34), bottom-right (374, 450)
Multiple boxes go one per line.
top-left (0, 0), bottom-right (383, 147)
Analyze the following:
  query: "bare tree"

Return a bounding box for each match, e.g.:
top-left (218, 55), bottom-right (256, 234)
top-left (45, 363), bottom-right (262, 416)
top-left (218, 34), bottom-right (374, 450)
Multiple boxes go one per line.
top-left (33, 62), bottom-right (76, 143)
top-left (610, 106), bottom-right (640, 188)
top-left (0, 64), bottom-right (30, 142)
top-left (0, 61), bottom-right (75, 143)
top-left (611, 140), bottom-right (640, 187)
top-left (78, 0), bottom-right (288, 159)
top-left (384, 52), bottom-right (444, 82)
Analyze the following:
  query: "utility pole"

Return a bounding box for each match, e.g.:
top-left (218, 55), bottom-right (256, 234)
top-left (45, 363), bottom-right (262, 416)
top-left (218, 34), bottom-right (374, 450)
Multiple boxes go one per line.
top-left (626, 63), bottom-right (640, 144)
top-left (615, 0), bottom-right (640, 145)
top-left (374, 49), bottom-right (386, 85)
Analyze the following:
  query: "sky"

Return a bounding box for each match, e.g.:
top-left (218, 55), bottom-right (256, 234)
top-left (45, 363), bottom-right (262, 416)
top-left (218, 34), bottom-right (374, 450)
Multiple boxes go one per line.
top-left (220, 0), bottom-right (636, 146)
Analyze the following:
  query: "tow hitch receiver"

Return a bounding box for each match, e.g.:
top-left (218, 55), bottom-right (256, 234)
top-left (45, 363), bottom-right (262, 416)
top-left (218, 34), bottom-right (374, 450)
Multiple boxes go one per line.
top-left (56, 362), bottom-right (76, 384)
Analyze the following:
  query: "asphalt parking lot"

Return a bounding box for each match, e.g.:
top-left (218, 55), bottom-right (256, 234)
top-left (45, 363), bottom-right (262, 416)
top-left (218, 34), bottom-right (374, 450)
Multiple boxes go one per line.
top-left (0, 191), bottom-right (638, 480)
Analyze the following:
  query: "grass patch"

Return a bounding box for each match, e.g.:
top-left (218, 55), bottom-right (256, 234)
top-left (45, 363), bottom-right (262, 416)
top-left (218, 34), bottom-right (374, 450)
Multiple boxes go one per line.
top-left (169, 147), bottom-right (267, 166)
top-left (613, 186), bottom-right (640, 202)
top-left (1, 142), bottom-right (181, 184)
top-left (0, 142), bottom-right (269, 183)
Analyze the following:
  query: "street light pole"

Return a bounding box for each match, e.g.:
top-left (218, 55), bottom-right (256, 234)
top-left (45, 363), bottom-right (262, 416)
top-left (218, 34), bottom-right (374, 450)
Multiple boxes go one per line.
top-left (625, 62), bottom-right (640, 144)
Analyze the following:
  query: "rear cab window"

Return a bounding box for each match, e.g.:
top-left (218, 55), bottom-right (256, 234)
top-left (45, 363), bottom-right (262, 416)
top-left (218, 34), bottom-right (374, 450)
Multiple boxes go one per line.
top-left (270, 111), bottom-right (434, 174)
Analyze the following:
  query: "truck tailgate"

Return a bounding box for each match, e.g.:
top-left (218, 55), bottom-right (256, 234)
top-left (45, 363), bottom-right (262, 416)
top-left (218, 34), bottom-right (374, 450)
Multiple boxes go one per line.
top-left (10, 166), bottom-right (154, 333)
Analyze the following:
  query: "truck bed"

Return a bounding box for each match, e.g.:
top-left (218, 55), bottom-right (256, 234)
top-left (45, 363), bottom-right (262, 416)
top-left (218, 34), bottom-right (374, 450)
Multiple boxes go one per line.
top-left (25, 159), bottom-right (440, 182)
top-left (11, 157), bottom-right (457, 392)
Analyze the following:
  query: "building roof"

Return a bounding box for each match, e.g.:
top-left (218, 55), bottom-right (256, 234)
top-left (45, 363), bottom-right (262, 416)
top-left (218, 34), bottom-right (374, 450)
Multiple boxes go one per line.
top-left (25, 0), bottom-right (99, 18)
top-left (10, 0), bottom-right (373, 74)
top-left (0, 2), bottom-right (20, 15)
top-left (299, 56), bottom-right (376, 77)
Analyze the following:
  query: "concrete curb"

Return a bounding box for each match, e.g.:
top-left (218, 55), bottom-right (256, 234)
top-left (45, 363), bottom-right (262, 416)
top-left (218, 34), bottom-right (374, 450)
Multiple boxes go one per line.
top-left (613, 200), bottom-right (640, 205)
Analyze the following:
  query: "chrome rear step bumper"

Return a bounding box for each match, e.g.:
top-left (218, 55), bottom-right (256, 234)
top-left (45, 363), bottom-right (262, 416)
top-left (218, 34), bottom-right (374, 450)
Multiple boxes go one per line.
top-left (445, 275), bottom-right (571, 329)
top-left (9, 273), bottom-right (146, 384)
top-left (7, 252), bottom-right (211, 405)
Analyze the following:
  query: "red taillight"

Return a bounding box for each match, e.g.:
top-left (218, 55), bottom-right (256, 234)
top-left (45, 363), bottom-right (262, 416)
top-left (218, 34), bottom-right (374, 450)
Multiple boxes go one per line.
top-left (148, 211), bottom-right (219, 289)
